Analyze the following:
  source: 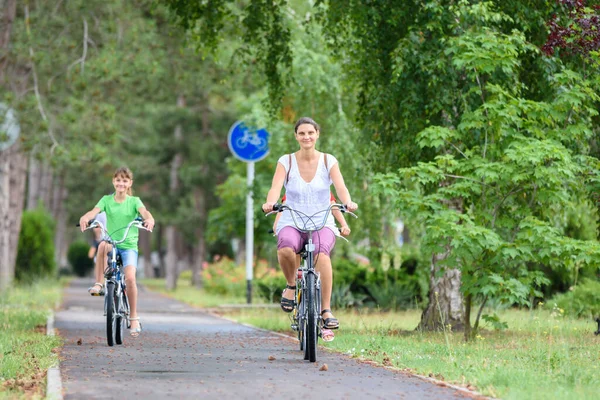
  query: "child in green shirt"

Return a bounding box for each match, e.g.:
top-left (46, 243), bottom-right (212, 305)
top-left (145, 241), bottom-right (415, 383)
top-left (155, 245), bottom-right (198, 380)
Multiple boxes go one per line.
top-left (79, 167), bottom-right (155, 337)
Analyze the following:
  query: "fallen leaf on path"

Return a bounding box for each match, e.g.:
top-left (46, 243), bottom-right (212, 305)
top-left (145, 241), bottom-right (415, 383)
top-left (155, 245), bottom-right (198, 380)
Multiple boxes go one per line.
top-left (319, 364), bottom-right (328, 371)
top-left (268, 356), bottom-right (276, 361)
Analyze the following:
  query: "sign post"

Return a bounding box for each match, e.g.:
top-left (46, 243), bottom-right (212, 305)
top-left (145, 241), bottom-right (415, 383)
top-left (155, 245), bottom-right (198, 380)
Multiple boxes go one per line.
top-left (227, 121), bottom-right (270, 304)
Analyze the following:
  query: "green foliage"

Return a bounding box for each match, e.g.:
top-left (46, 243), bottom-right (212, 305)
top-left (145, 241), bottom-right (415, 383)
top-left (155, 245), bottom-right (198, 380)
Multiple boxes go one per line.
top-left (254, 267), bottom-right (286, 304)
top-left (201, 257), bottom-right (246, 296)
top-left (548, 279), bottom-right (600, 319)
top-left (372, 2), bottom-right (600, 332)
top-left (15, 207), bottom-right (56, 283)
top-left (67, 241), bottom-right (94, 277)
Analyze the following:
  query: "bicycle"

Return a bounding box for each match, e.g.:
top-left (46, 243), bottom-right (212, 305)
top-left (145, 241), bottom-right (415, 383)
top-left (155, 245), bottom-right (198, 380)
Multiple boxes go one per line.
top-left (78, 217), bottom-right (151, 346)
top-left (266, 203), bottom-right (357, 362)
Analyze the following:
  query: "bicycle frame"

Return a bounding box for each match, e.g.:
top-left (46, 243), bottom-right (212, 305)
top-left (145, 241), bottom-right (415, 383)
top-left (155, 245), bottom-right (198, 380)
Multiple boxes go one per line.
top-left (266, 203), bottom-right (357, 362)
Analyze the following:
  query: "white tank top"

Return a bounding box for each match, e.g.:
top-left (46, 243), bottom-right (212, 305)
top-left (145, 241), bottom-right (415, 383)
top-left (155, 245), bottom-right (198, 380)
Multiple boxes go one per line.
top-left (276, 152), bottom-right (339, 236)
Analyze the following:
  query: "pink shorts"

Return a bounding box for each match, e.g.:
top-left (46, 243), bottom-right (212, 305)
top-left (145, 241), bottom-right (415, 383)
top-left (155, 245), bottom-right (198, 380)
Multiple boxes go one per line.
top-left (277, 226), bottom-right (336, 256)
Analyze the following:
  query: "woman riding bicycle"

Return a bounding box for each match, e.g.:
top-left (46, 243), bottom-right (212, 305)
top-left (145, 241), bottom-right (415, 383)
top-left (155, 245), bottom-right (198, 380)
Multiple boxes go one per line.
top-left (262, 117), bottom-right (358, 341)
top-left (79, 167), bottom-right (155, 337)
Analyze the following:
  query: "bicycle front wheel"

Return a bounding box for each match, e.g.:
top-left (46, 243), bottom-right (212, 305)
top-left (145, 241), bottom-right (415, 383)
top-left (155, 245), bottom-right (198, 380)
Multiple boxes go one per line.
top-left (115, 284), bottom-right (125, 345)
top-left (305, 272), bottom-right (318, 362)
top-left (105, 282), bottom-right (117, 347)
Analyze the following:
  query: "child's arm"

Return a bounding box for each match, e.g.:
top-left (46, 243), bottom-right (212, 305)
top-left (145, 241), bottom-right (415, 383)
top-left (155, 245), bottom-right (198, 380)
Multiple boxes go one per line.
top-left (138, 207), bottom-right (155, 231)
top-left (79, 207), bottom-right (102, 232)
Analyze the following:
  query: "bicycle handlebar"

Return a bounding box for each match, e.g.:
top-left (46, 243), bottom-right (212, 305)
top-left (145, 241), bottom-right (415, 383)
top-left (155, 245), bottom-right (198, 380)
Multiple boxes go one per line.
top-left (77, 217), bottom-right (151, 245)
top-left (265, 203), bottom-right (357, 234)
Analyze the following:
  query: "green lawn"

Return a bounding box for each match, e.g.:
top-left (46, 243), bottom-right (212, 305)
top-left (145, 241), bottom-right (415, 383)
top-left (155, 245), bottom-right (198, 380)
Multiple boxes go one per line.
top-left (142, 276), bottom-right (600, 400)
top-left (0, 280), bottom-right (64, 399)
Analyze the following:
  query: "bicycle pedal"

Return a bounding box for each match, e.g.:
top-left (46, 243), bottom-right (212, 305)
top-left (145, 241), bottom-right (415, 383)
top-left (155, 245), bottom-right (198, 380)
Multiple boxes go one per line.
top-left (291, 324), bottom-right (298, 331)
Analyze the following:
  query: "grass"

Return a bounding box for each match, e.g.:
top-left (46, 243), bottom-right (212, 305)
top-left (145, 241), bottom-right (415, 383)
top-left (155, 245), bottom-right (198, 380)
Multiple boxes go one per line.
top-left (141, 277), bottom-right (254, 308)
top-left (0, 280), bottom-right (64, 399)
top-left (141, 274), bottom-right (600, 399)
top-left (219, 306), bottom-right (600, 400)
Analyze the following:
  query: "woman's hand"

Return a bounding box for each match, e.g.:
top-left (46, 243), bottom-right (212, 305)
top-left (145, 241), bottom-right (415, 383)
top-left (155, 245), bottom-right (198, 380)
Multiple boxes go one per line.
top-left (340, 225), bottom-right (351, 236)
top-left (346, 201), bottom-right (358, 212)
top-left (262, 202), bottom-right (275, 213)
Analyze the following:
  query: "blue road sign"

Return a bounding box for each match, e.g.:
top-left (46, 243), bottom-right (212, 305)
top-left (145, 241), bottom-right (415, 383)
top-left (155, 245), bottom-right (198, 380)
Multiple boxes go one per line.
top-left (227, 121), bottom-right (270, 162)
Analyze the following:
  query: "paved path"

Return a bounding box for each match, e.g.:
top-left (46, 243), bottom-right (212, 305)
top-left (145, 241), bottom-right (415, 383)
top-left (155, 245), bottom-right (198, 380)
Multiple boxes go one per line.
top-left (55, 279), bottom-right (474, 399)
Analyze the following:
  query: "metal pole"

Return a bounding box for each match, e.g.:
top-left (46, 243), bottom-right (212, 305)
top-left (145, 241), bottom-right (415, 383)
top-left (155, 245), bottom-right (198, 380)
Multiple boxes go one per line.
top-left (245, 162), bottom-right (255, 304)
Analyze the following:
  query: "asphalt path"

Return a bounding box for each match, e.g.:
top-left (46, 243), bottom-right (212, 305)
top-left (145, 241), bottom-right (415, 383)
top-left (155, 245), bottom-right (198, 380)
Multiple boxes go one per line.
top-left (55, 279), bottom-right (476, 399)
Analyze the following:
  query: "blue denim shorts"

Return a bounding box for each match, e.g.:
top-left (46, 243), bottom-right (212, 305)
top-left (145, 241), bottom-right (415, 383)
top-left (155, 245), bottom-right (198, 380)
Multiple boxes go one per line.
top-left (108, 248), bottom-right (138, 269)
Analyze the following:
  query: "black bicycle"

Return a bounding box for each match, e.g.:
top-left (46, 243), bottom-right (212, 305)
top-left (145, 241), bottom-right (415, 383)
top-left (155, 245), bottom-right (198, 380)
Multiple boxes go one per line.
top-left (79, 217), bottom-right (150, 346)
top-left (266, 203), bottom-right (357, 362)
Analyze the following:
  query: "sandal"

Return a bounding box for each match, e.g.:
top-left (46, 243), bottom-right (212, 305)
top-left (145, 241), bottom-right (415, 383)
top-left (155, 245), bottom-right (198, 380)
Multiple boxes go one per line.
top-left (321, 328), bottom-right (335, 342)
top-left (321, 309), bottom-right (339, 330)
top-left (129, 317), bottom-right (142, 337)
top-left (280, 285), bottom-right (296, 313)
top-left (88, 282), bottom-right (105, 296)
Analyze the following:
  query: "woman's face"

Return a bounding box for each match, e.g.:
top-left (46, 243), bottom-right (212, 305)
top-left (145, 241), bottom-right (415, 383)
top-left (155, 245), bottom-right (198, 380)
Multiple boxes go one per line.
top-left (113, 174), bottom-right (132, 194)
top-left (295, 123), bottom-right (319, 149)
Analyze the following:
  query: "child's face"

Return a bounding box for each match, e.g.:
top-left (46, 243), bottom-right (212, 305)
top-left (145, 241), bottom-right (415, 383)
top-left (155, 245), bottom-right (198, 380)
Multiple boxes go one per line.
top-left (113, 174), bottom-right (132, 194)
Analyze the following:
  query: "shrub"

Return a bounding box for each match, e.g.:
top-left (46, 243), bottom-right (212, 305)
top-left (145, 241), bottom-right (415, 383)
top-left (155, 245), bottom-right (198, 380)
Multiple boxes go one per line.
top-left (68, 241), bottom-right (94, 277)
top-left (255, 268), bottom-right (286, 303)
top-left (15, 206), bottom-right (56, 283)
top-left (547, 279), bottom-right (600, 319)
top-left (201, 256), bottom-right (245, 296)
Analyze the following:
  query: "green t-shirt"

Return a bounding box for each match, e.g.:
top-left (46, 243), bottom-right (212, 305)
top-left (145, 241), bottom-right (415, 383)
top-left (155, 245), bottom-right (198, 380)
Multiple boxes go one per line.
top-left (95, 194), bottom-right (144, 250)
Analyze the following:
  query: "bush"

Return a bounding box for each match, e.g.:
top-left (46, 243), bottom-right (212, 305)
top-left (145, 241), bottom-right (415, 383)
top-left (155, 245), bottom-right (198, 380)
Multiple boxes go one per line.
top-left (547, 279), bottom-right (600, 319)
top-left (255, 267), bottom-right (286, 303)
top-left (201, 256), bottom-right (245, 296)
top-left (15, 207), bottom-right (56, 283)
top-left (68, 241), bottom-right (94, 277)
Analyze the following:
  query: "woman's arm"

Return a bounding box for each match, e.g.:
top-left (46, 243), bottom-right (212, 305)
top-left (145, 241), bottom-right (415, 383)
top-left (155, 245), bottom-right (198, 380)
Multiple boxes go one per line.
top-left (330, 164), bottom-right (358, 212)
top-left (79, 207), bottom-right (102, 231)
top-left (262, 162), bottom-right (286, 212)
top-left (138, 207), bottom-right (155, 231)
top-left (332, 201), bottom-right (350, 236)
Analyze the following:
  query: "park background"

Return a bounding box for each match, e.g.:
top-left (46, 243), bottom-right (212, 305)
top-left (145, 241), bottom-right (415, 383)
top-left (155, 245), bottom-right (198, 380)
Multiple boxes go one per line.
top-left (1, 0), bottom-right (600, 398)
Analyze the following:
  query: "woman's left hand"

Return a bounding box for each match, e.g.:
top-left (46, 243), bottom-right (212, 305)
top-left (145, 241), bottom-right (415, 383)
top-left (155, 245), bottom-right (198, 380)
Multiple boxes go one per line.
top-left (346, 201), bottom-right (358, 212)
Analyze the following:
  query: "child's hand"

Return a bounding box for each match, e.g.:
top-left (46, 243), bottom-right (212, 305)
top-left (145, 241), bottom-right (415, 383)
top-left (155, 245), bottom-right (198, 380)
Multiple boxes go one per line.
top-left (143, 218), bottom-right (155, 232)
top-left (79, 217), bottom-right (88, 232)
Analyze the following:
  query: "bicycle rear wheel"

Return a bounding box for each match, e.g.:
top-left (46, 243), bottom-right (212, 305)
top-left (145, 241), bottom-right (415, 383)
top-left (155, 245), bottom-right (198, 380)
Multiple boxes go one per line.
top-left (305, 272), bottom-right (318, 362)
top-left (105, 282), bottom-right (117, 347)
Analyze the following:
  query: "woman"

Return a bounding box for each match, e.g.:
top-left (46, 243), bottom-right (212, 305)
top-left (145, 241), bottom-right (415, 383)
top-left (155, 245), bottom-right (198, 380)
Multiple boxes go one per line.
top-left (262, 117), bottom-right (358, 342)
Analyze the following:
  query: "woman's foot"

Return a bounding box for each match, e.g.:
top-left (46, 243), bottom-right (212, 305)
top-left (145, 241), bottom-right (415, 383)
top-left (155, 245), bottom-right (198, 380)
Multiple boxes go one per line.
top-left (130, 317), bottom-right (142, 337)
top-left (280, 285), bottom-right (296, 313)
top-left (321, 309), bottom-right (339, 329)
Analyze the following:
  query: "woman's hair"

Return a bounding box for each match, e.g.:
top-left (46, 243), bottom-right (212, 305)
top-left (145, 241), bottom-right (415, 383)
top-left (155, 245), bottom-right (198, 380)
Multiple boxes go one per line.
top-left (294, 117), bottom-right (320, 133)
top-left (114, 166), bottom-right (134, 196)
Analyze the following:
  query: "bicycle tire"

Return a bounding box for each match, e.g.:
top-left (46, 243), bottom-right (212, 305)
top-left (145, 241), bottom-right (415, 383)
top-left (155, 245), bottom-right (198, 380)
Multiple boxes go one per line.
top-left (105, 282), bottom-right (116, 347)
top-left (296, 285), bottom-right (303, 351)
top-left (115, 284), bottom-right (125, 345)
top-left (306, 272), bottom-right (317, 362)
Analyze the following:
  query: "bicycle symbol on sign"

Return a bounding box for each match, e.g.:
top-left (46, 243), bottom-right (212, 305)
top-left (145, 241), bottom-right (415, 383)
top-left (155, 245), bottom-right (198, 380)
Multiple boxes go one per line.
top-left (235, 128), bottom-right (268, 150)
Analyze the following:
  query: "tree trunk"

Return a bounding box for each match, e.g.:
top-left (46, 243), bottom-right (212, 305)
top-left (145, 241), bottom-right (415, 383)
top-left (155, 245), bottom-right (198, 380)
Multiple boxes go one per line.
top-left (26, 154), bottom-right (41, 209)
top-left (139, 229), bottom-right (152, 278)
top-left (191, 188), bottom-right (206, 288)
top-left (51, 172), bottom-right (68, 268)
top-left (165, 94), bottom-right (185, 291)
top-left (417, 252), bottom-right (464, 332)
top-left (0, 142), bottom-right (27, 290)
top-left (0, 0), bottom-right (17, 84)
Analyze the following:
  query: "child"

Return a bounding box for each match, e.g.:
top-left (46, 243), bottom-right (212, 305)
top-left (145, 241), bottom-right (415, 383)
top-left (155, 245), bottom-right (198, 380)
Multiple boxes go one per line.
top-left (79, 167), bottom-right (155, 337)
